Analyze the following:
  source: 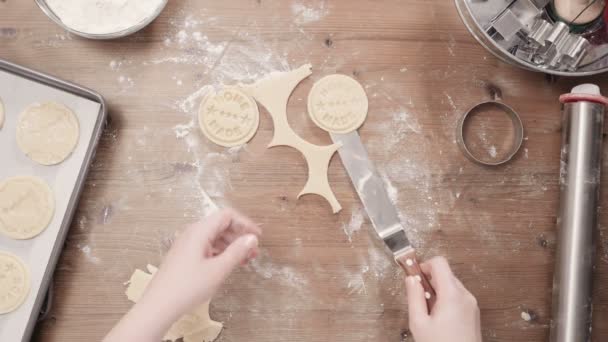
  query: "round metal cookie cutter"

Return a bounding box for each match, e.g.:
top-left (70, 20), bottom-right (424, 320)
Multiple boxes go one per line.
top-left (457, 101), bottom-right (524, 166)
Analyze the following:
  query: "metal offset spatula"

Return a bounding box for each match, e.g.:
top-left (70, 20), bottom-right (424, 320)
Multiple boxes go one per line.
top-left (331, 131), bottom-right (436, 309)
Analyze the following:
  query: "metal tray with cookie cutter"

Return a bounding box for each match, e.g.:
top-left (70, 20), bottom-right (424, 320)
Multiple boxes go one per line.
top-left (457, 100), bottom-right (525, 166)
top-left (0, 58), bottom-right (107, 341)
top-left (455, 0), bottom-right (608, 76)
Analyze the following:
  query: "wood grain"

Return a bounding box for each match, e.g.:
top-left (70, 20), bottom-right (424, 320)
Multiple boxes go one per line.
top-left (2, 0), bottom-right (608, 341)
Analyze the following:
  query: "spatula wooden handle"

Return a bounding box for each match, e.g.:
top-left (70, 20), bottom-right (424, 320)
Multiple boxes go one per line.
top-left (396, 248), bottom-right (436, 312)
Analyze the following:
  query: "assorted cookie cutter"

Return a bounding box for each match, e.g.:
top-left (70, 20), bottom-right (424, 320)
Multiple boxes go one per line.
top-left (456, 101), bottom-right (524, 166)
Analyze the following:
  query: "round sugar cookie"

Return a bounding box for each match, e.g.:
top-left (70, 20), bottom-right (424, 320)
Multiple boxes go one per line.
top-left (0, 251), bottom-right (30, 314)
top-left (307, 74), bottom-right (369, 134)
top-left (198, 87), bottom-right (260, 147)
top-left (0, 176), bottom-right (55, 240)
top-left (16, 102), bottom-right (80, 165)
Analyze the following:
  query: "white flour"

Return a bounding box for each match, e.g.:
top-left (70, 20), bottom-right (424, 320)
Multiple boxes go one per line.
top-left (78, 244), bottom-right (101, 264)
top-left (342, 206), bottom-right (365, 242)
top-left (291, 1), bottom-right (329, 25)
top-left (46, 0), bottom-right (165, 34)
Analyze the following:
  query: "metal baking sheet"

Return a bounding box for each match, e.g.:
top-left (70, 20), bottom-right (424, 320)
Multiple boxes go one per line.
top-left (0, 59), bottom-right (107, 342)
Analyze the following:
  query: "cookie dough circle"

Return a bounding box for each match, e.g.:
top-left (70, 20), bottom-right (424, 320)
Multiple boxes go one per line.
top-left (16, 102), bottom-right (80, 165)
top-left (0, 251), bottom-right (30, 314)
top-left (198, 87), bottom-right (260, 147)
top-left (308, 74), bottom-right (369, 134)
top-left (0, 176), bottom-right (55, 240)
top-left (0, 97), bottom-right (4, 129)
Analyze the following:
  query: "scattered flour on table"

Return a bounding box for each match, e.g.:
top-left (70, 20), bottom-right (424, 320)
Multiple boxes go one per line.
top-left (78, 244), bottom-right (101, 264)
top-left (172, 114), bottom-right (246, 215)
top-left (392, 111), bottom-right (421, 134)
top-left (291, 1), bottom-right (329, 25)
top-left (100, 205), bottom-right (113, 225)
top-left (175, 86), bottom-right (212, 115)
top-left (488, 145), bottom-right (497, 159)
top-left (33, 33), bottom-right (73, 48)
top-left (173, 120), bottom-right (195, 140)
top-left (170, 86), bottom-right (226, 214)
top-left (367, 246), bottom-right (393, 279)
top-left (346, 269), bottom-right (368, 296)
top-left (248, 252), bottom-right (308, 288)
top-left (109, 60), bottom-right (122, 70)
top-left (343, 246), bottom-right (397, 297)
top-left (45, 0), bottom-right (165, 35)
top-left (342, 206), bottom-right (365, 242)
top-left (148, 12), bottom-right (293, 84)
top-left (343, 245), bottom-right (396, 297)
top-left (145, 15), bottom-right (224, 66)
top-left (476, 129), bottom-right (501, 159)
top-left (189, 151), bottom-right (230, 215)
top-left (117, 75), bottom-right (135, 91)
top-left (444, 92), bottom-right (457, 111)
top-left (163, 15), bottom-right (296, 214)
top-left (78, 215), bottom-right (88, 230)
top-left (362, 83), bottom-right (439, 246)
top-left (171, 75), bottom-right (183, 86)
top-left (172, 111), bottom-right (233, 215)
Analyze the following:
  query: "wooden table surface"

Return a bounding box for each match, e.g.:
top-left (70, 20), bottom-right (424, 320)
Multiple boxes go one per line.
top-left (3, 1), bottom-right (608, 341)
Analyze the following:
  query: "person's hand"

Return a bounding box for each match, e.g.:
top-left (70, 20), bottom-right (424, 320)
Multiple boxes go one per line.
top-left (405, 256), bottom-right (482, 342)
top-left (143, 208), bottom-right (261, 320)
top-left (104, 209), bottom-right (260, 342)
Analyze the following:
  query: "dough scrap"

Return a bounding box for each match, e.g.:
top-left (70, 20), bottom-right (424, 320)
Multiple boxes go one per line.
top-left (198, 87), bottom-right (260, 147)
top-left (242, 64), bottom-right (342, 213)
top-left (0, 97), bottom-right (4, 129)
top-left (0, 176), bottom-right (55, 240)
top-left (125, 265), bottom-right (223, 342)
top-left (308, 74), bottom-right (369, 134)
top-left (16, 102), bottom-right (80, 165)
top-left (0, 251), bottom-right (30, 314)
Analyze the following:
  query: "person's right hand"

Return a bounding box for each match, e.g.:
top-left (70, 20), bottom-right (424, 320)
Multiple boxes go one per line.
top-left (405, 256), bottom-right (482, 342)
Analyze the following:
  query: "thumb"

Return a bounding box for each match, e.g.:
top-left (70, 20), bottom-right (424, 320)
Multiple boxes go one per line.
top-left (215, 234), bottom-right (258, 275)
top-left (405, 276), bottom-right (429, 323)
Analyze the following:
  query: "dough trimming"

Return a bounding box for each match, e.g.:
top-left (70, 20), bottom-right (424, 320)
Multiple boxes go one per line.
top-left (125, 265), bottom-right (223, 342)
top-left (242, 64), bottom-right (342, 213)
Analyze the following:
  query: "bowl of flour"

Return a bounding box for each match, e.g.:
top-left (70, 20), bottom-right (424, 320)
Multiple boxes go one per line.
top-left (36, 0), bottom-right (168, 39)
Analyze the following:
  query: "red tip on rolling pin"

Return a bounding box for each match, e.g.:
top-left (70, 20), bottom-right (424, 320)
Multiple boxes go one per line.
top-left (560, 84), bottom-right (608, 106)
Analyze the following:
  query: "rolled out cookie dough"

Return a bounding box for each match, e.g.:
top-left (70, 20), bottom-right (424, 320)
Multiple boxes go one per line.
top-left (0, 251), bottom-right (30, 314)
top-left (16, 102), bottom-right (80, 165)
top-left (242, 64), bottom-right (342, 213)
top-left (0, 176), bottom-right (55, 240)
top-left (308, 74), bottom-right (369, 134)
top-left (125, 265), bottom-right (223, 342)
top-left (198, 87), bottom-right (259, 147)
top-left (0, 97), bottom-right (4, 129)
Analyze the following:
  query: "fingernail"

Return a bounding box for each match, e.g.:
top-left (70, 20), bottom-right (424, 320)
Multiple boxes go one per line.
top-left (244, 234), bottom-right (258, 249)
